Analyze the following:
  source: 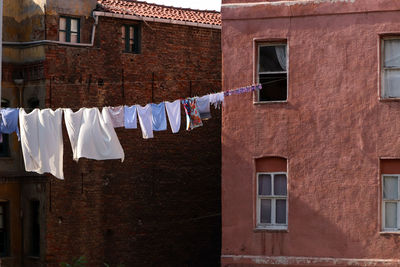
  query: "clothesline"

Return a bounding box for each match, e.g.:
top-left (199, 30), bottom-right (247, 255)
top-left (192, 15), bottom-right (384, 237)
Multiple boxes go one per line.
top-left (0, 83), bottom-right (262, 180)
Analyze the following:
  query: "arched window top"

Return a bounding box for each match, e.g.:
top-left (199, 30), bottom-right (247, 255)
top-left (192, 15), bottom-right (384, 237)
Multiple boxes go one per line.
top-left (256, 156), bottom-right (287, 173)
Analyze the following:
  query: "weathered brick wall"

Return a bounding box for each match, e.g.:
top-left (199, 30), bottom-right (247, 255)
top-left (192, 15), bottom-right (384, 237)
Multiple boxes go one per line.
top-left (44, 16), bottom-right (221, 267)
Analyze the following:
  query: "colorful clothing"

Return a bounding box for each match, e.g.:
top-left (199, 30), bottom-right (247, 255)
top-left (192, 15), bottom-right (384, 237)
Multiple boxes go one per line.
top-left (182, 98), bottom-right (203, 130)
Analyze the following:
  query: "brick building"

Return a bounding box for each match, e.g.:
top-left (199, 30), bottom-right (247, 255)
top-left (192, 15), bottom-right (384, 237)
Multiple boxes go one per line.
top-left (221, 0), bottom-right (400, 266)
top-left (0, 0), bottom-right (221, 266)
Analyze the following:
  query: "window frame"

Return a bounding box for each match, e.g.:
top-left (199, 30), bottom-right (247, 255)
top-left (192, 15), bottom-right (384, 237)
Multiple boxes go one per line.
top-left (59, 16), bottom-right (81, 43)
top-left (122, 24), bottom-right (141, 54)
top-left (255, 42), bottom-right (288, 103)
top-left (256, 172), bottom-right (288, 230)
top-left (382, 174), bottom-right (400, 231)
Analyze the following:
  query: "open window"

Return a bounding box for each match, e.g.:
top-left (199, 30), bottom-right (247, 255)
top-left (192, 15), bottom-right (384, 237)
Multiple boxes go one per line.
top-left (257, 43), bottom-right (287, 102)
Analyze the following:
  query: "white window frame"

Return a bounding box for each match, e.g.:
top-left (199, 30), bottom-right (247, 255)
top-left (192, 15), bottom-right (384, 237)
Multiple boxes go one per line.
top-left (256, 43), bottom-right (288, 103)
top-left (381, 37), bottom-right (400, 99)
top-left (382, 174), bottom-right (400, 231)
top-left (256, 172), bottom-right (288, 230)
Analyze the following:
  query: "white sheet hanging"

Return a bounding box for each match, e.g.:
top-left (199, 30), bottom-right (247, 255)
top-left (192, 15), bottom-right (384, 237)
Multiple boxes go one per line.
top-left (165, 100), bottom-right (181, 133)
top-left (19, 108), bottom-right (64, 179)
top-left (64, 108), bottom-right (125, 162)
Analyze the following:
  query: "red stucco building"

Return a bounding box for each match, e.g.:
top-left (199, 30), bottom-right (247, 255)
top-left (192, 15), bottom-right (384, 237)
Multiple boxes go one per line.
top-left (0, 0), bottom-right (221, 266)
top-left (221, 0), bottom-right (400, 266)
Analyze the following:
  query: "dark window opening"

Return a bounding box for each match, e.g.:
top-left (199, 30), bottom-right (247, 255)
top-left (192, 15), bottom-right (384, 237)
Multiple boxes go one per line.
top-left (122, 25), bottom-right (141, 54)
top-left (0, 201), bottom-right (10, 257)
top-left (31, 200), bottom-right (40, 257)
top-left (59, 17), bottom-right (80, 43)
top-left (0, 99), bottom-right (10, 158)
top-left (27, 97), bottom-right (40, 110)
top-left (258, 44), bottom-right (287, 102)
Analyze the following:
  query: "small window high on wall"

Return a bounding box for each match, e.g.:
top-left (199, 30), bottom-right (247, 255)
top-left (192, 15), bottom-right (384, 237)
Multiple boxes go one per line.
top-left (122, 25), bottom-right (141, 54)
top-left (59, 17), bottom-right (80, 43)
top-left (256, 157), bottom-right (288, 230)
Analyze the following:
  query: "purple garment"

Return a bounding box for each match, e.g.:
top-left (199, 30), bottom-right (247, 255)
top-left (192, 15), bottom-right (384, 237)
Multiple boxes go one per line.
top-left (103, 106), bottom-right (124, 128)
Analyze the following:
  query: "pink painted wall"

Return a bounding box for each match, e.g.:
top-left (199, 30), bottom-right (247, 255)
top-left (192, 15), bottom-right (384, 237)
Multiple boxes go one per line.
top-left (222, 0), bottom-right (400, 266)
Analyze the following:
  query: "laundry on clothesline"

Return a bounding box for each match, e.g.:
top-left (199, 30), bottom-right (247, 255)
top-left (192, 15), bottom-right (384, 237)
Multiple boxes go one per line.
top-left (20, 108), bottom-right (64, 179)
top-left (64, 107), bottom-right (125, 163)
top-left (182, 98), bottom-right (203, 131)
top-left (0, 108), bottom-right (20, 143)
top-left (104, 106), bottom-right (125, 128)
top-left (124, 105), bottom-right (138, 129)
top-left (196, 95), bottom-right (211, 120)
top-left (137, 104), bottom-right (154, 139)
top-left (224, 84), bottom-right (262, 96)
top-left (9, 84), bottom-right (261, 179)
top-left (165, 100), bottom-right (181, 134)
top-left (151, 102), bottom-right (167, 131)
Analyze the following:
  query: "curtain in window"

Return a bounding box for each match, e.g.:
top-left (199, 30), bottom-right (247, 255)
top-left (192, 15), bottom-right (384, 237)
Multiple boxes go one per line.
top-left (384, 70), bottom-right (400, 97)
top-left (385, 40), bottom-right (400, 67)
top-left (275, 46), bottom-right (287, 71)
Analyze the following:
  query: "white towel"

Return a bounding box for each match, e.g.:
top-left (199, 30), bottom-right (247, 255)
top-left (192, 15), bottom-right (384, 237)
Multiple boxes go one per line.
top-left (20, 108), bottom-right (64, 179)
top-left (165, 100), bottom-right (181, 133)
top-left (64, 108), bottom-right (125, 162)
top-left (136, 104), bottom-right (154, 139)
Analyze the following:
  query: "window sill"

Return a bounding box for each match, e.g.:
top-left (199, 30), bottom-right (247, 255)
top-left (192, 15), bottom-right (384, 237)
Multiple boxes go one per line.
top-left (253, 100), bottom-right (288, 105)
top-left (122, 51), bottom-right (141, 55)
top-left (379, 98), bottom-right (400, 102)
top-left (380, 231), bottom-right (400, 235)
top-left (254, 225), bottom-right (288, 232)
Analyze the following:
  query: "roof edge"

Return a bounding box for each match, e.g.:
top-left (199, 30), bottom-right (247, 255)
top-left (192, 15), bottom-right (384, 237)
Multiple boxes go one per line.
top-left (93, 11), bottom-right (222, 29)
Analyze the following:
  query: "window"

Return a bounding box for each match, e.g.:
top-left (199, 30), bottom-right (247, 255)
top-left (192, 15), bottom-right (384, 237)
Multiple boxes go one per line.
top-left (0, 201), bottom-right (10, 257)
top-left (0, 99), bottom-right (10, 158)
top-left (30, 200), bottom-right (40, 257)
top-left (122, 25), bottom-right (141, 54)
top-left (257, 44), bottom-right (287, 102)
top-left (59, 17), bottom-right (80, 43)
top-left (382, 175), bottom-right (400, 231)
top-left (257, 172), bottom-right (288, 229)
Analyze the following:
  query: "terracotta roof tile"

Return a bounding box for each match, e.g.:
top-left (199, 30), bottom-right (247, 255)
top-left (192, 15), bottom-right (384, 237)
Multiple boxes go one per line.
top-left (96, 0), bottom-right (221, 26)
